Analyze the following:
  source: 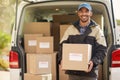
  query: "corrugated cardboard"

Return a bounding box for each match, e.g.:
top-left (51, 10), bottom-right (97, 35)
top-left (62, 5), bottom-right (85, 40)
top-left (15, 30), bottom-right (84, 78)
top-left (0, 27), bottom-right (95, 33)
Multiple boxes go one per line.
top-left (91, 14), bottom-right (104, 30)
top-left (36, 37), bottom-right (53, 53)
top-left (24, 73), bottom-right (52, 80)
top-left (51, 23), bottom-right (60, 51)
top-left (59, 67), bottom-right (68, 80)
top-left (53, 15), bottom-right (78, 23)
top-left (53, 14), bottom-right (103, 30)
top-left (24, 22), bottom-right (51, 36)
top-left (27, 54), bottom-right (51, 74)
top-left (24, 34), bottom-right (43, 53)
top-left (51, 52), bottom-right (57, 80)
top-left (62, 43), bottom-right (92, 71)
top-left (60, 25), bottom-right (70, 40)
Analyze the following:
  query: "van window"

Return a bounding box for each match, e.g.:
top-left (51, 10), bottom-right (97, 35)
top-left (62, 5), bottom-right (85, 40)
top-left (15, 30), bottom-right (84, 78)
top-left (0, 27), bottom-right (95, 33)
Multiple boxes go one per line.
top-left (113, 0), bottom-right (120, 44)
top-left (113, 0), bottom-right (120, 26)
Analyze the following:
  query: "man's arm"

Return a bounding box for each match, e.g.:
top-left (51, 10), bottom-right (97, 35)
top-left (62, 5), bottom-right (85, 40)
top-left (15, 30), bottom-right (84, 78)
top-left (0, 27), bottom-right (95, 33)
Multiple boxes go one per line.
top-left (91, 27), bottom-right (107, 67)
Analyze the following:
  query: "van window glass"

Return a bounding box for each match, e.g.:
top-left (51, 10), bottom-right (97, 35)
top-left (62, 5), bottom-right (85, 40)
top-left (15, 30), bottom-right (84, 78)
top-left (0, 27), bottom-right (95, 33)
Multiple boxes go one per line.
top-left (113, 0), bottom-right (120, 26)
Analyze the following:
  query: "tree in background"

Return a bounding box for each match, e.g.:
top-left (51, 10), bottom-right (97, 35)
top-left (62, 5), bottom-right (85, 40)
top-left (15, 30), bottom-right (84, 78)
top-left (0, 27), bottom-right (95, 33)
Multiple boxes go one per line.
top-left (0, 31), bottom-right (11, 51)
top-left (0, 31), bottom-right (11, 71)
top-left (0, 0), bottom-right (21, 34)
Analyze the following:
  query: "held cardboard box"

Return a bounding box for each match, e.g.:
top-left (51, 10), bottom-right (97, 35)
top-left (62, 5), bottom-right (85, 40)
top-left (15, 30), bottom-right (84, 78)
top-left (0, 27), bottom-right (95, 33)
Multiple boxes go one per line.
top-left (24, 22), bottom-right (51, 36)
top-left (59, 67), bottom-right (68, 80)
top-left (24, 34), bottom-right (43, 53)
top-left (27, 54), bottom-right (51, 74)
top-left (24, 73), bottom-right (52, 80)
top-left (36, 37), bottom-right (53, 53)
top-left (62, 43), bottom-right (92, 71)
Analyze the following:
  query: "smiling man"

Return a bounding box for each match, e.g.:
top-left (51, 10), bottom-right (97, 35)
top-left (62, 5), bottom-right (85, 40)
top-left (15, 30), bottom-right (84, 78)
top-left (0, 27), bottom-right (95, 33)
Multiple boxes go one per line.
top-left (57, 3), bottom-right (107, 80)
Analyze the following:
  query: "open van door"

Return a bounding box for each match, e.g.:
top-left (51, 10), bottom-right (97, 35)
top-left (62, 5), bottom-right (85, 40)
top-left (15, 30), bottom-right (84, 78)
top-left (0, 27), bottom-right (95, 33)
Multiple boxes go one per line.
top-left (23, 0), bottom-right (52, 2)
top-left (9, 1), bottom-right (30, 80)
top-left (109, 0), bottom-right (120, 80)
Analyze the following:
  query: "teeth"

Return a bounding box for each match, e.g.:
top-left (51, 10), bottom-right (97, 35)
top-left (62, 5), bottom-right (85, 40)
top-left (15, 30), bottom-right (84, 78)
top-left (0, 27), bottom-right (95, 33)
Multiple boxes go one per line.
top-left (82, 15), bottom-right (88, 18)
top-left (83, 16), bottom-right (86, 18)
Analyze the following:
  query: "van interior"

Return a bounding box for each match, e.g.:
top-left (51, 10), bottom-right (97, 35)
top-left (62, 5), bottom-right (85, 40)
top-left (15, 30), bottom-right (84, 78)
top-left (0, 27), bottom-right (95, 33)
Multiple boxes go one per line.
top-left (18, 1), bottom-right (113, 80)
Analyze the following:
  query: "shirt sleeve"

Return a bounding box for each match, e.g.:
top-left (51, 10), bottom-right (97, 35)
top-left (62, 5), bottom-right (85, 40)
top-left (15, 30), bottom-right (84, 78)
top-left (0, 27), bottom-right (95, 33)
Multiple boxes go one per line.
top-left (95, 26), bottom-right (107, 47)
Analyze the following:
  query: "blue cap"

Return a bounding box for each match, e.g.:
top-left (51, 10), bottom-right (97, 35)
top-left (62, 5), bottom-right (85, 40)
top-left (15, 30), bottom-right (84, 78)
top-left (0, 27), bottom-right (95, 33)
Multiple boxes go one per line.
top-left (78, 3), bottom-right (92, 11)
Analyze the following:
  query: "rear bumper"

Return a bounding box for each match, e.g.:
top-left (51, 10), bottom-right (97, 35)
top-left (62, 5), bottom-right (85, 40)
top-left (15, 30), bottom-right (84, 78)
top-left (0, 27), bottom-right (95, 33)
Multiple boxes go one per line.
top-left (110, 67), bottom-right (120, 80)
top-left (10, 68), bottom-right (21, 80)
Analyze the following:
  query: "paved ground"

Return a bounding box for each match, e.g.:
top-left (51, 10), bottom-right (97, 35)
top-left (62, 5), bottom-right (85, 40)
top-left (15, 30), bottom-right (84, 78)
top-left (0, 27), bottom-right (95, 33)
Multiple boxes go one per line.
top-left (0, 71), bottom-right (10, 80)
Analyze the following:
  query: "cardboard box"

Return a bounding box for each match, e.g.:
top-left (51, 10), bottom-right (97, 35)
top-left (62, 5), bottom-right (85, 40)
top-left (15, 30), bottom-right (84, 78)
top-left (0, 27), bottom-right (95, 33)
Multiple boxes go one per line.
top-left (51, 52), bottom-right (57, 80)
top-left (53, 15), bottom-right (78, 23)
top-left (24, 34), bottom-right (43, 53)
top-left (91, 14), bottom-right (104, 30)
top-left (60, 25), bottom-right (70, 40)
top-left (59, 67), bottom-right (68, 80)
top-left (53, 14), bottom-right (103, 30)
top-left (24, 22), bottom-right (51, 36)
top-left (27, 54), bottom-right (51, 74)
top-left (51, 23), bottom-right (60, 51)
top-left (24, 73), bottom-right (52, 80)
top-left (62, 44), bottom-right (92, 71)
top-left (36, 37), bottom-right (53, 53)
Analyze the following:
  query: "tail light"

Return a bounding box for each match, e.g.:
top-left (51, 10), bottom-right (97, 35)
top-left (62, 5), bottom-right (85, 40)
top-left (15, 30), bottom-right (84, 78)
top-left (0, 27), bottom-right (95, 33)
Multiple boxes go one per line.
top-left (111, 48), bottom-right (120, 67)
top-left (9, 51), bottom-right (19, 68)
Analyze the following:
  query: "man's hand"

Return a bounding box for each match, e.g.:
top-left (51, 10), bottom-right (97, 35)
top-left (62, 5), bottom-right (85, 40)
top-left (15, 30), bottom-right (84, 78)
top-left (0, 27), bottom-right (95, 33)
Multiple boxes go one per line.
top-left (85, 60), bottom-right (93, 72)
top-left (59, 60), bottom-right (65, 71)
top-left (59, 60), bottom-right (63, 70)
top-left (59, 64), bottom-right (62, 70)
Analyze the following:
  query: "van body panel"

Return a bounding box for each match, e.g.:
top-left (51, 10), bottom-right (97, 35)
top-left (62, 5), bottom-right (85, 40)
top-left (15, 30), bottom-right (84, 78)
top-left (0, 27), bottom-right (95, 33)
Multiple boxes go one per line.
top-left (10, 69), bottom-right (21, 80)
top-left (11, 1), bottom-right (29, 46)
top-left (110, 68), bottom-right (120, 80)
top-left (10, 0), bottom-right (120, 80)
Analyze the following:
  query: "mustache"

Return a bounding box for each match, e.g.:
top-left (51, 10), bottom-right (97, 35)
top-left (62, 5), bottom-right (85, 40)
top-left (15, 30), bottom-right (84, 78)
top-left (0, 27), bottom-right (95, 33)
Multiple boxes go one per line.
top-left (81, 15), bottom-right (89, 17)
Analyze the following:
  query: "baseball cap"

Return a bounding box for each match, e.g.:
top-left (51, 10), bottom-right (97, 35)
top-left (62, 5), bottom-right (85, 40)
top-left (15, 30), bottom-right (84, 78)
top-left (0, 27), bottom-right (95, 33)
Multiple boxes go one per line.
top-left (78, 3), bottom-right (92, 11)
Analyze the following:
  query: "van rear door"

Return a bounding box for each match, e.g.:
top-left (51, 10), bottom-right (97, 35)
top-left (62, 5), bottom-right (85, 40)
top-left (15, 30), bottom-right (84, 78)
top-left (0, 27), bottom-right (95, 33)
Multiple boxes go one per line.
top-left (9, 1), bottom-right (29, 80)
top-left (109, 0), bottom-right (120, 80)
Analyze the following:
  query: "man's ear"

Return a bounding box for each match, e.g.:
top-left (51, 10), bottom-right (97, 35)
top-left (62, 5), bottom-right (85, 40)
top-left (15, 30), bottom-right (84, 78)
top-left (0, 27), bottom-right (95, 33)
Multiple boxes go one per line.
top-left (77, 11), bottom-right (80, 17)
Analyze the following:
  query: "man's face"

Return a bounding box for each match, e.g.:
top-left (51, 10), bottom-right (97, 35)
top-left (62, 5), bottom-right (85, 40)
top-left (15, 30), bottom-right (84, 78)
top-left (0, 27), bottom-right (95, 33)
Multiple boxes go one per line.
top-left (78, 7), bottom-right (92, 23)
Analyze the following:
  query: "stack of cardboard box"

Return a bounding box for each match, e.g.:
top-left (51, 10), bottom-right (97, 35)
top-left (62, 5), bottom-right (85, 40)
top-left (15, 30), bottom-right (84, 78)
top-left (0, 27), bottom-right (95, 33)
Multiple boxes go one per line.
top-left (51, 23), bottom-right (71, 80)
top-left (59, 24), bottom-right (71, 80)
top-left (23, 22), bottom-right (92, 80)
top-left (23, 22), bottom-right (57, 80)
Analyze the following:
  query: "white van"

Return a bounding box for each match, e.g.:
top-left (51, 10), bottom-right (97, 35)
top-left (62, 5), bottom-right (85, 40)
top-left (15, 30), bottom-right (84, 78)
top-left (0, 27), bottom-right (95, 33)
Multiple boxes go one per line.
top-left (9, 0), bottom-right (120, 80)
